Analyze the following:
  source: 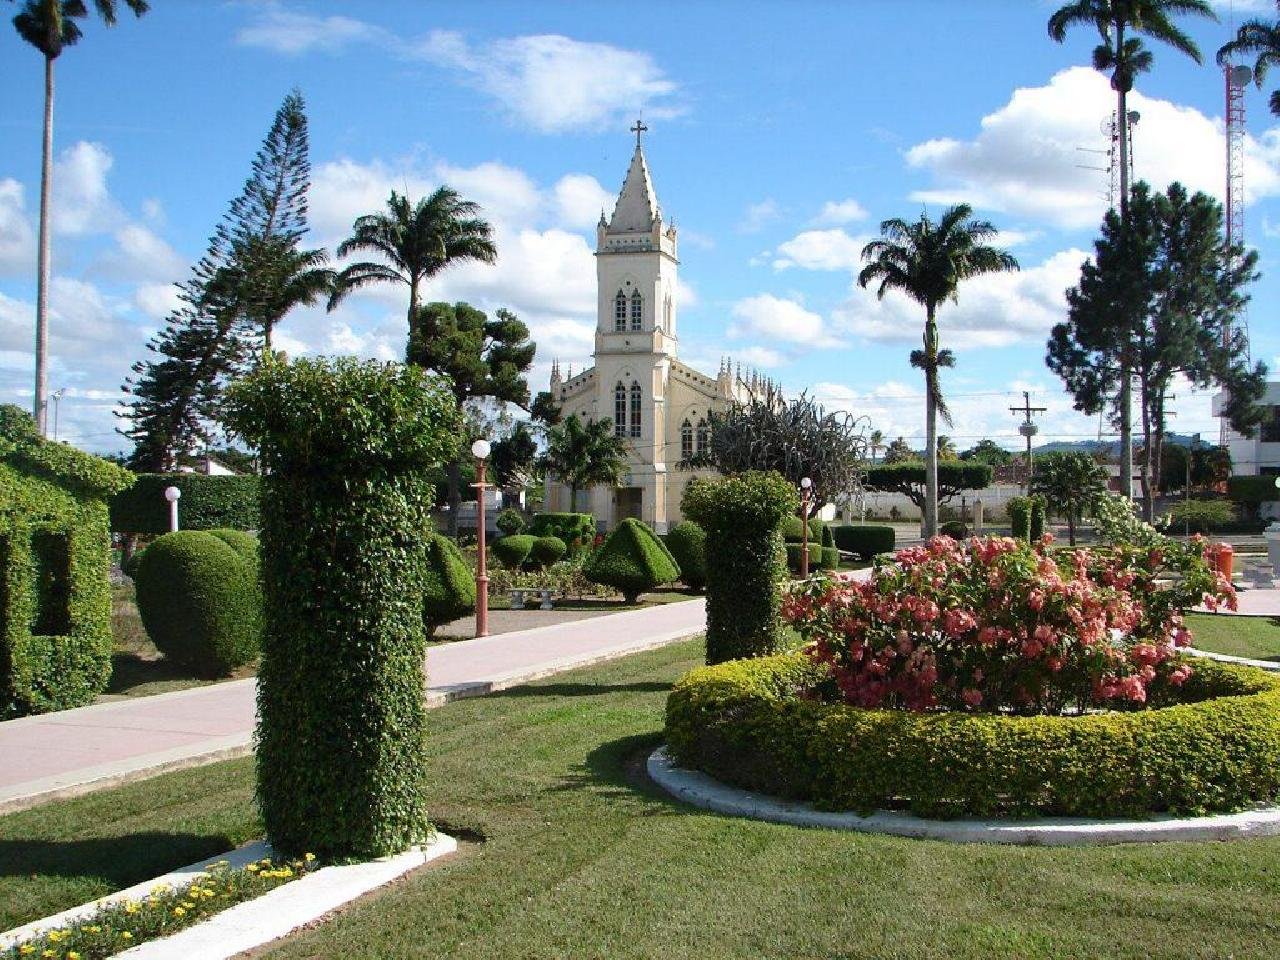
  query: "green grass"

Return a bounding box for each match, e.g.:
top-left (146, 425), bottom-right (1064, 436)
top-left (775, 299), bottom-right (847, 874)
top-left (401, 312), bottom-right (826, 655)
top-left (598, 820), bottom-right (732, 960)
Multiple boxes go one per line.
top-left (5, 640), bottom-right (1280, 958)
top-left (1187, 612), bottom-right (1280, 663)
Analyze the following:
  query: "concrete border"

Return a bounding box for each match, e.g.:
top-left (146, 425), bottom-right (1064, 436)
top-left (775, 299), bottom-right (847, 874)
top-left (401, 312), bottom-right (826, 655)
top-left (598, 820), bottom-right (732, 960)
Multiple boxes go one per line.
top-left (1, 834), bottom-right (456, 959)
top-left (647, 746), bottom-right (1280, 846)
top-left (1187, 647), bottom-right (1280, 672)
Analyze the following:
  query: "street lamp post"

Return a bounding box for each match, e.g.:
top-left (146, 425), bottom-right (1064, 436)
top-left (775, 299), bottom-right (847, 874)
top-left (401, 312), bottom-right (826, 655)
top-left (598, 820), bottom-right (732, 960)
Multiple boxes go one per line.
top-left (163, 485), bottom-right (181, 533)
top-left (51, 388), bottom-right (65, 441)
top-left (800, 477), bottom-right (813, 578)
top-left (472, 438), bottom-right (492, 638)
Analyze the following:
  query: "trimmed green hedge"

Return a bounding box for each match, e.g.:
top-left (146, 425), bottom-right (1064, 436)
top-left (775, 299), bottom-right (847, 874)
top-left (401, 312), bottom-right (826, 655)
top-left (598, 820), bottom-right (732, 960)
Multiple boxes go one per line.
top-left (1009, 495), bottom-right (1045, 541)
top-left (132, 530), bottom-right (262, 677)
top-left (527, 512), bottom-right (596, 553)
top-left (785, 542), bottom-right (822, 572)
top-left (939, 520), bottom-right (968, 539)
top-left (423, 534), bottom-right (475, 635)
top-left (110, 473), bottom-right (260, 534)
top-left (819, 546), bottom-right (840, 570)
top-left (530, 535), bottom-right (567, 568)
top-left (666, 652), bottom-right (1280, 818)
top-left (493, 534), bottom-right (535, 569)
top-left (831, 525), bottom-right (894, 560)
top-left (583, 518), bottom-right (679, 602)
top-left (665, 521), bottom-right (707, 592)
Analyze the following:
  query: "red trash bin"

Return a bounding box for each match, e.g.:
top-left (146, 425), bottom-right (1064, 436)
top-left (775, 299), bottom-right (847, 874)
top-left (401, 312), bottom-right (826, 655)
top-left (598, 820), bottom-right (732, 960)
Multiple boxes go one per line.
top-left (1213, 542), bottom-right (1234, 581)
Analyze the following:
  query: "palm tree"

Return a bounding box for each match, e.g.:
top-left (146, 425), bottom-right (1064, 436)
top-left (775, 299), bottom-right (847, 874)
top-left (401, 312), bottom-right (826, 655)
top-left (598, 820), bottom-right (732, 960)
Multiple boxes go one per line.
top-left (327, 187), bottom-right (497, 337)
top-left (858, 205), bottom-right (1019, 537)
top-left (541, 414), bottom-right (628, 510)
top-left (1218, 17), bottom-right (1280, 117)
top-left (12, 0), bottom-right (149, 434)
top-left (936, 434), bottom-right (958, 461)
top-left (1048, 0), bottom-right (1215, 499)
top-left (868, 429), bottom-right (884, 463)
top-left (1030, 452), bottom-right (1110, 545)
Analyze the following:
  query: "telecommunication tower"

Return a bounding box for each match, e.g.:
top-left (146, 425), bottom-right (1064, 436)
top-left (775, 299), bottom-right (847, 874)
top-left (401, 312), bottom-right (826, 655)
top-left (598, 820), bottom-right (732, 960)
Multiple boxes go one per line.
top-left (1224, 62), bottom-right (1250, 267)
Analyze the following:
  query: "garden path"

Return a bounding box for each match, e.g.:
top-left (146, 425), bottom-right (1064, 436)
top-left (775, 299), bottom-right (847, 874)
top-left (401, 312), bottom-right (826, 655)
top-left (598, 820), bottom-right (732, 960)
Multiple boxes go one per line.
top-left (0, 598), bottom-right (706, 813)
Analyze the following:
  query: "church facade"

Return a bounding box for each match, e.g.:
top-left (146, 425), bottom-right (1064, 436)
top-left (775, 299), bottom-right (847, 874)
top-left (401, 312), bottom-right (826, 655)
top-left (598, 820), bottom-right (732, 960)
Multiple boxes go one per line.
top-left (543, 131), bottom-right (751, 532)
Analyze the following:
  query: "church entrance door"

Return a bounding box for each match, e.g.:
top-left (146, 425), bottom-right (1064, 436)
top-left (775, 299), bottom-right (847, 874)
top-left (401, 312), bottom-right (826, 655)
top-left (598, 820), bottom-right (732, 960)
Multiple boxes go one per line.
top-left (614, 487), bottom-right (643, 524)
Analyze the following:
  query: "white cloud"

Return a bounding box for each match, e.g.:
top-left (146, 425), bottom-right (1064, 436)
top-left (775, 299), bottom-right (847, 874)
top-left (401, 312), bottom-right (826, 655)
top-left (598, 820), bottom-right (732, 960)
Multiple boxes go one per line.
top-left (906, 66), bottom-right (1280, 230)
top-left (553, 173), bottom-right (613, 230)
top-left (813, 198), bottom-right (868, 225)
top-left (0, 179), bottom-right (34, 274)
top-left (835, 248), bottom-right (1089, 349)
top-left (772, 229), bottom-right (869, 271)
top-left (729, 293), bottom-right (843, 349)
top-left (94, 224), bottom-right (186, 283)
top-left (235, 9), bottom-right (385, 55)
top-left (133, 282), bottom-right (183, 320)
top-left (676, 277), bottom-right (698, 310)
top-left (52, 142), bottom-right (121, 235)
top-left (734, 345), bottom-right (787, 368)
top-left (739, 199), bottom-right (781, 234)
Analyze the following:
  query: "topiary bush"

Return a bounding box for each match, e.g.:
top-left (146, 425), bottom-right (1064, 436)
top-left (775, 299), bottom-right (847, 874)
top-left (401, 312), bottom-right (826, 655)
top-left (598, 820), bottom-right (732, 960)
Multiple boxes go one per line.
top-left (493, 534), bottom-right (535, 569)
top-left (132, 530), bottom-right (261, 677)
top-left (938, 520), bottom-right (968, 539)
top-left (583, 518), bottom-right (680, 603)
top-left (206, 528), bottom-right (258, 563)
top-left (495, 507), bottom-right (525, 537)
top-left (831, 525), bottom-right (894, 560)
top-left (665, 521), bottom-right (707, 592)
top-left (683, 471), bottom-right (797, 665)
top-left (785, 541), bottom-right (822, 573)
top-left (226, 356), bottom-right (463, 859)
top-left (818, 546), bottom-right (840, 570)
top-left (1008, 496), bottom-right (1033, 541)
top-left (423, 533), bottom-right (475, 636)
top-left (1030, 497), bottom-right (1046, 540)
top-left (527, 512), bottom-right (596, 554)
top-left (530, 535), bottom-right (567, 569)
top-left (110, 473), bottom-right (260, 534)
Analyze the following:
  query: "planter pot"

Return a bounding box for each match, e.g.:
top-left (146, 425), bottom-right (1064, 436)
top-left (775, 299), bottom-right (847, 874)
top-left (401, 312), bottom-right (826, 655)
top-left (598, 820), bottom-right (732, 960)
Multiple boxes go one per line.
top-left (539, 588), bottom-right (553, 611)
top-left (509, 589), bottom-right (526, 609)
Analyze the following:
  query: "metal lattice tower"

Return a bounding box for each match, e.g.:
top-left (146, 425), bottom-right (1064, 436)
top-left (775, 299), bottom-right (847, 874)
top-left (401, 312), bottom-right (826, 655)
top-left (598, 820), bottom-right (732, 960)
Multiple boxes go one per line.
top-left (1225, 64), bottom-right (1247, 262)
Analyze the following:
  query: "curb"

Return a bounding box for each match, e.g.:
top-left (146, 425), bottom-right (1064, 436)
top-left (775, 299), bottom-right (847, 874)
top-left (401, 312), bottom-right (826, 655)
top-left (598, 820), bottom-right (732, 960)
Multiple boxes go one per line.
top-left (646, 746), bottom-right (1280, 846)
top-left (1186, 647), bottom-right (1280, 672)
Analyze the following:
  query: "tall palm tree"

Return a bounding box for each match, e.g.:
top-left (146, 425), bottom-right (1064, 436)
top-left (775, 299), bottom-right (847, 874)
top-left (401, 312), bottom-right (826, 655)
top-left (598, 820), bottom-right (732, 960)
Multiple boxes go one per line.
top-left (936, 434), bottom-right (958, 461)
top-left (858, 205), bottom-right (1019, 537)
top-left (540, 414), bottom-right (628, 510)
top-left (1218, 17), bottom-right (1280, 117)
top-left (12, 0), bottom-right (149, 434)
top-left (1048, 0), bottom-right (1215, 499)
top-left (327, 187), bottom-right (497, 337)
top-left (868, 428), bottom-right (884, 463)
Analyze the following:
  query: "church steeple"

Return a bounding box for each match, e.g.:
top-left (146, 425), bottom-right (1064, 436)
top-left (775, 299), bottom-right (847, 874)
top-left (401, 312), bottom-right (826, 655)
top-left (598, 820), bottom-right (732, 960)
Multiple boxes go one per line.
top-left (607, 122), bottom-right (660, 234)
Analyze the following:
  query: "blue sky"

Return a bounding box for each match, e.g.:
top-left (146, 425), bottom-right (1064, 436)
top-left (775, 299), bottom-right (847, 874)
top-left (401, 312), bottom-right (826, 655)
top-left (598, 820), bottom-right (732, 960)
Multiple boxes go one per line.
top-left (1, 0), bottom-right (1277, 453)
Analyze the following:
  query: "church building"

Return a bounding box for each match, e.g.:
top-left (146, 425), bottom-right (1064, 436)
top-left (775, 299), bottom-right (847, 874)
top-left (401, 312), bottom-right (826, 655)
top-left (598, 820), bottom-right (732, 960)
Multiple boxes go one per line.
top-left (543, 126), bottom-right (755, 532)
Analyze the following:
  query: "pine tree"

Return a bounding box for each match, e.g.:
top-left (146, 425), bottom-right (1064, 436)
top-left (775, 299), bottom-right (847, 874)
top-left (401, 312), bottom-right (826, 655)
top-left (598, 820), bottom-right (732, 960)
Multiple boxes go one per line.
top-left (120, 90), bottom-right (327, 468)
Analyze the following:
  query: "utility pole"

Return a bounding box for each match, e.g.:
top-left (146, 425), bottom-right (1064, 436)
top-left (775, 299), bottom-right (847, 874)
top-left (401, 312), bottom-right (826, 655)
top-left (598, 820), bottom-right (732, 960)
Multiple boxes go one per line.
top-left (1010, 391), bottom-right (1047, 494)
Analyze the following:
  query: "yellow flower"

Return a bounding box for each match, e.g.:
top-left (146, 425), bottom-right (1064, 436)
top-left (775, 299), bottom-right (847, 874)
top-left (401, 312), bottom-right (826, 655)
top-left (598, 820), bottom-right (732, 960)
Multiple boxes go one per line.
top-left (46, 931), bottom-right (63, 943)
top-left (173, 906), bottom-right (186, 918)
top-left (304, 853), bottom-right (316, 862)
top-left (181, 901), bottom-right (195, 910)
top-left (84, 926), bottom-right (100, 934)
top-left (40, 950), bottom-right (55, 959)
top-left (202, 889), bottom-right (216, 899)
top-left (119, 932), bottom-right (133, 940)
top-left (68, 952), bottom-right (81, 959)
top-left (18, 946), bottom-right (34, 956)
top-left (246, 864), bottom-right (259, 873)
top-left (124, 901), bottom-right (139, 914)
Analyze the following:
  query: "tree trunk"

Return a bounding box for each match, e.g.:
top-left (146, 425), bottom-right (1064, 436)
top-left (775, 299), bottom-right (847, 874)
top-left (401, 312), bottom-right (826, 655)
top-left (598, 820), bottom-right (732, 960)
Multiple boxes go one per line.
top-left (1139, 375), bottom-right (1153, 522)
top-left (407, 275), bottom-right (420, 331)
top-left (923, 309), bottom-right (939, 539)
top-left (446, 456), bottom-right (462, 538)
top-left (34, 55), bottom-right (54, 435)
top-left (1067, 511), bottom-right (1076, 546)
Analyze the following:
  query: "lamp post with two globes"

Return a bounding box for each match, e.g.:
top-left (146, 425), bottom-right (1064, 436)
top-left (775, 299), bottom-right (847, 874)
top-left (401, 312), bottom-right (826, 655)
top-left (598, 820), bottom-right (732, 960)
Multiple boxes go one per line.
top-left (471, 438), bottom-right (492, 638)
top-left (799, 476), bottom-right (812, 578)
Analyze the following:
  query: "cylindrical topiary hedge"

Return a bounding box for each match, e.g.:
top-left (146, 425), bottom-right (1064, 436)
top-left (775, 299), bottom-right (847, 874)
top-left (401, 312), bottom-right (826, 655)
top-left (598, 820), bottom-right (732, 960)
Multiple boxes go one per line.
top-left (110, 473), bottom-right (261, 534)
top-left (682, 471), bottom-right (798, 664)
top-left (423, 533), bottom-right (475, 636)
top-left (665, 520), bottom-right (707, 592)
top-left (666, 652), bottom-right (1280, 819)
top-left (226, 357), bottom-right (463, 859)
top-left (831, 525), bottom-right (894, 560)
top-left (133, 529), bottom-right (262, 677)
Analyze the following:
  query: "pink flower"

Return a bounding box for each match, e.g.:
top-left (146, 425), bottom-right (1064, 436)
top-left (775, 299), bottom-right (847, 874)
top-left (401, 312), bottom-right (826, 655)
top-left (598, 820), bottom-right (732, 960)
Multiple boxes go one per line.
top-left (962, 688), bottom-right (983, 708)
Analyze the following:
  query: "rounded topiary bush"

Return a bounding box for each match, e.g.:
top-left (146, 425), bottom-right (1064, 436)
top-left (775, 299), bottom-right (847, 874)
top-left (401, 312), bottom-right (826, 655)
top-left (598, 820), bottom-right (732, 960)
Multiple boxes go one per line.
top-left (831, 524), bottom-right (894, 560)
top-left (938, 520), bottom-right (968, 539)
top-left (493, 534), bottom-right (535, 569)
top-left (207, 528), bottom-right (259, 563)
top-left (133, 530), bottom-right (262, 677)
top-left (530, 535), bottom-right (567, 569)
top-left (666, 521), bottom-right (707, 592)
top-left (423, 533), bottom-right (475, 635)
top-left (583, 518), bottom-right (680, 603)
top-left (496, 507), bottom-right (525, 537)
top-left (785, 542), bottom-right (822, 573)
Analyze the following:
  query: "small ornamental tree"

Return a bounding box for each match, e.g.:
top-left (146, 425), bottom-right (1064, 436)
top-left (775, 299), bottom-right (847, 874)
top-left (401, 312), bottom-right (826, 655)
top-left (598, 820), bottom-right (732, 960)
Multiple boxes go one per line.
top-left (423, 533), bottom-right (475, 636)
top-left (225, 357), bottom-right (462, 859)
top-left (1030, 452), bottom-right (1109, 544)
top-left (583, 518), bottom-right (680, 602)
top-left (864, 461), bottom-right (992, 517)
top-left (682, 471), bottom-right (798, 664)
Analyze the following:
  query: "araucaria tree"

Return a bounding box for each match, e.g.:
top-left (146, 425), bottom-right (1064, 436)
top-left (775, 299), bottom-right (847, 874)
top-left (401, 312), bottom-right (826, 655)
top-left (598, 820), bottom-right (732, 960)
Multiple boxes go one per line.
top-left (407, 301), bottom-right (536, 535)
top-left (1047, 182), bottom-right (1265, 520)
top-left (1048, 0), bottom-right (1216, 498)
top-left (327, 188), bottom-right (497, 332)
top-left (541, 414), bottom-right (628, 509)
top-left (1030, 451), bottom-right (1110, 545)
top-left (858, 205), bottom-right (1018, 537)
top-left (12, 0), bottom-right (149, 434)
top-left (120, 91), bottom-right (329, 469)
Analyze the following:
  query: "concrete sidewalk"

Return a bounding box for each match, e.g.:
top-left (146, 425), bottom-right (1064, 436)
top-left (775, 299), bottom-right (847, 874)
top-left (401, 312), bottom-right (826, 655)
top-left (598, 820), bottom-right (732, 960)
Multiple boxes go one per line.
top-left (0, 598), bottom-right (706, 814)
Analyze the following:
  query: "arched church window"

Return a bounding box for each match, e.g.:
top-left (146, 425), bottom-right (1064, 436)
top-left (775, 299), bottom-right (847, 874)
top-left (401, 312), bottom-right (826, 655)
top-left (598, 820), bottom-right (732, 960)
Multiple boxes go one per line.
top-left (680, 419), bottom-right (693, 460)
top-left (630, 290), bottom-right (643, 331)
top-left (664, 295), bottom-right (673, 331)
top-left (614, 382), bottom-right (627, 438)
top-left (614, 291), bottom-right (627, 332)
top-left (629, 381), bottom-right (642, 438)
top-left (696, 418), bottom-right (709, 453)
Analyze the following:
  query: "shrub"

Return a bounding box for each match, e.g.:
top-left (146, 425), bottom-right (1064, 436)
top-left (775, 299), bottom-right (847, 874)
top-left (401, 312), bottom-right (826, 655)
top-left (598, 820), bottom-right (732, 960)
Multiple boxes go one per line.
top-left (1167, 498), bottom-right (1237, 532)
top-left (225, 356), bottom-right (463, 859)
top-left (495, 507), bottom-right (525, 537)
top-left (818, 546), bottom-right (840, 570)
top-left (821, 524), bottom-right (835, 548)
top-left (1030, 498), bottom-right (1046, 540)
top-left (785, 541), bottom-right (822, 573)
top-left (1228, 474), bottom-right (1279, 520)
top-left (530, 535), bottom-right (568, 568)
top-left (938, 520), bottom-right (968, 539)
top-left (1007, 495), bottom-right (1045, 541)
top-left (132, 530), bottom-right (262, 677)
top-left (666, 521), bottom-right (707, 591)
top-left (493, 534), bottom-right (535, 569)
top-left (207, 528), bottom-right (258, 563)
top-left (682, 471), bottom-right (797, 664)
top-left (831, 525), bottom-right (894, 560)
top-left (583, 518), bottom-right (680, 603)
top-left (423, 533), bottom-right (475, 635)
top-left (110, 473), bottom-right (260, 534)
top-left (527, 512), bottom-right (596, 554)
top-left (666, 652), bottom-right (1280, 818)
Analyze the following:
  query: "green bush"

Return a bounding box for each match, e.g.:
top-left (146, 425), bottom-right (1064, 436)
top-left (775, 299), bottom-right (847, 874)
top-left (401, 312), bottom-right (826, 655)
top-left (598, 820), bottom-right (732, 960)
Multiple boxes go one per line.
top-left (1167, 498), bottom-right (1237, 533)
top-left (530, 535), bottom-right (567, 568)
top-left (207, 528), bottom-right (258, 563)
top-left (493, 534), bottom-right (536, 569)
top-left (527, 512), bottom-right (596, 553)
top-left (495, 507), bottom-right (525, 537)
top-left (819, 546), bottom-right (840, 570)
top-left (665, 521), bottom-right (707, 591)
top-left (0, 406), bottom-right (134, 717)
top-left (831, 525), bottom-right (894, 560)
top-left (785, 542), bottom-right (822, 573)
top-left (132, 530), bottom-right (261, 677)
top-left (583, 518), bottom-right (680, 602)
top-left (226, 356), bottom-right (463, 859)
top-left (781, 515), bottom-right (823, 543)
top-left (1031, 498), bottom-right (1046, 540)
top-left (423, 534), bottom-right (475, 635)
top-left (821, 524), bottom-right (835, 548)
top-left (666, 652), bottom-right (1280, 818)
top-left (939, 520), bottom-right (968, 539)
top-left (683, 471), bottom-right (797, 664)
top-left (110, 473), bottom-right (260, 534)
top-left (1008, 496), bottom-right (1046, 541)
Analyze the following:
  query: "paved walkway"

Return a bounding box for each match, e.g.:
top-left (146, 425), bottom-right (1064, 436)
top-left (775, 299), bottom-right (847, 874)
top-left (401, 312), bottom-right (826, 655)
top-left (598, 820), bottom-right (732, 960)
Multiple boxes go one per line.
top-left (0, 598), bottom-right (706, 814)
top-left (1201, 554), bottom-right (1280, 617)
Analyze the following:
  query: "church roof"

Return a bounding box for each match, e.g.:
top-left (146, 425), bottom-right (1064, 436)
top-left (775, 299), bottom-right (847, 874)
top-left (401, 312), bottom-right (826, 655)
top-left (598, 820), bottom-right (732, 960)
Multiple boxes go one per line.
top-left (608, 143), bottom-right (660, 234)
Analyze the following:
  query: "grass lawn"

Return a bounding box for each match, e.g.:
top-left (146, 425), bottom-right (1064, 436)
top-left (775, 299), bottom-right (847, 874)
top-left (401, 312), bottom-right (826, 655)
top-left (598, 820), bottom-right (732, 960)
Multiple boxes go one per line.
top-left (1186, 612), bottom-right (1280, 663)
top-left (5, 640), bottom-right (1280, 958)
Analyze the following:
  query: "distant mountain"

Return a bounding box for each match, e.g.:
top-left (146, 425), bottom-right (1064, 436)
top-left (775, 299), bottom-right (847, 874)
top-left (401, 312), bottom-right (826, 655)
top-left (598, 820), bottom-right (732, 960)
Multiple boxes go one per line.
top-left (1035, 433), bottom-right (1208, 456)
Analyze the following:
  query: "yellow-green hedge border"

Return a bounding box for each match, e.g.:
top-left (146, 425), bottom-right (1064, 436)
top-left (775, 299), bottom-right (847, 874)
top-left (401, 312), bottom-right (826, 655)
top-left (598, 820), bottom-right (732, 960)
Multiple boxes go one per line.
top-left (665, 653), bottom-right (1280, 819)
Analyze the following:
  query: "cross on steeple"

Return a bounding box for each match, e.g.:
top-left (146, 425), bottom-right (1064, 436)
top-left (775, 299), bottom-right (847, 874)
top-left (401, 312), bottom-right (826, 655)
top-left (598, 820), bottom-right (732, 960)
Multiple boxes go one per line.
top-left (630, 118), bottom-right (648, 146)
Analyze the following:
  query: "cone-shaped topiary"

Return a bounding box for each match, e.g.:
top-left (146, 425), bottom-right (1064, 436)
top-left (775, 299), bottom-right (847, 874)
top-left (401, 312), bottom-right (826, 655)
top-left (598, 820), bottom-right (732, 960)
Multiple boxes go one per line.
top-left (666, 521), bottom-right (707, 591)
top-left (423, 533), bottom-right (475, 636)
top-left (583, 518), bottom-right (680, 603)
